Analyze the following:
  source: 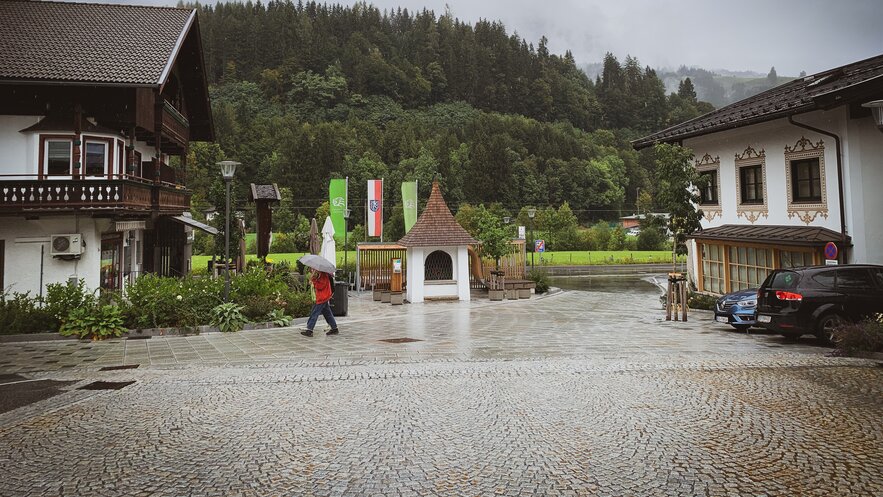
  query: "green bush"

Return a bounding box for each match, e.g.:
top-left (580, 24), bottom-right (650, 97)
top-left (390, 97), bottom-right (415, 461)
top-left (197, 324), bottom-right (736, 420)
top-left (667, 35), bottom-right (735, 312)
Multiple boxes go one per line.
top-left (637, 226), bottom-right (669, 251)
top-left (0, 291), bottom-right (54, 334)
top-left (44, 279), bottom-right (96, 329)
top-left (230, 267), bottom-right (288, 302)
top-left (59, 305), bottom-right (127, 340)
top-left (210, 303), bottom-right (248, 333)
top-left (687, 291), bottom-right (717, 311)
top-left (834, 318), bottom-right (883, 357)
top-left (527, 268), bottom-right (550, 294)
top-left (284, 288), bottom-right (314, 318)
top-left (124, 275), bottom-right (222, 329)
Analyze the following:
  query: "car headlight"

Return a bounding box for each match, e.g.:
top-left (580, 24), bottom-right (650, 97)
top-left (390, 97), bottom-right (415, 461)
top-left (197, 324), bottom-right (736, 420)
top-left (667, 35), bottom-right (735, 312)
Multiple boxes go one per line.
top-left (736, 299), bottom-right (757, 307)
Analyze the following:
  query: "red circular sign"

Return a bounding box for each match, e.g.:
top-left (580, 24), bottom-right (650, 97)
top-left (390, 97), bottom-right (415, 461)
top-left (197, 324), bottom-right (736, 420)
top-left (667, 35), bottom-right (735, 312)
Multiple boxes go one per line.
top-left (824, 242), bottom-right (838, 260)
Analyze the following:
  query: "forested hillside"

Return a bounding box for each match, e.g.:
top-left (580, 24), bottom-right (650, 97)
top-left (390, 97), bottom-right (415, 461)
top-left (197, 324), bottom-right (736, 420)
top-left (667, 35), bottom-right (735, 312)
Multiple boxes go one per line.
top-left (184, 1), bottom-right (713, 239)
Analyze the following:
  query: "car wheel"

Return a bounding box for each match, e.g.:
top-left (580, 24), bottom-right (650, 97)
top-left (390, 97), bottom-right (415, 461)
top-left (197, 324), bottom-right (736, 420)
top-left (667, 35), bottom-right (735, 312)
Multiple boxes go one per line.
top-left (816, 313), bottom-right (846, 345)
top-left (732, 324), bottom-right (750, 332)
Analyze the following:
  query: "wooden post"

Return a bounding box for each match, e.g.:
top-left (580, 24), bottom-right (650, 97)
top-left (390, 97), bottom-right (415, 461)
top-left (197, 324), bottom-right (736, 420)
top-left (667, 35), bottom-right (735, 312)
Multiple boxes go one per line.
top-left (680, 281), bottom-right (688, 322)
top-left (665, 278), bottom-right (672, 321)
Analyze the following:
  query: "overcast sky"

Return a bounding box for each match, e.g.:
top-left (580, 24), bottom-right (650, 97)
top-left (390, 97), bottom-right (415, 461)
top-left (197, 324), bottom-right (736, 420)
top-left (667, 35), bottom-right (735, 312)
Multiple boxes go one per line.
top-left (123, 0), bottom-right (883, 75)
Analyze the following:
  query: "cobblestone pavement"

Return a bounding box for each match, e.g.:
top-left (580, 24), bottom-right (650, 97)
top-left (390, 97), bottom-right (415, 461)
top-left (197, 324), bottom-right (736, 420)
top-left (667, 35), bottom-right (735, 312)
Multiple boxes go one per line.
top-left (0, 278), bottom-right (881, 496)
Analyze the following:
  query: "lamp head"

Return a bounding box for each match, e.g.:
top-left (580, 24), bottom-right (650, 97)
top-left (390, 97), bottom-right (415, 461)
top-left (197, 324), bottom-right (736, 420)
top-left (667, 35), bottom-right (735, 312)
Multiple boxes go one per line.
top-left (217, 160), bottom-right (240, 180)
top-left (344, 208), bottom-right (351, 219)
top-left (862, 100), bottom-right (883, 132)
top-left (527, 207), bottom-right (537, 219)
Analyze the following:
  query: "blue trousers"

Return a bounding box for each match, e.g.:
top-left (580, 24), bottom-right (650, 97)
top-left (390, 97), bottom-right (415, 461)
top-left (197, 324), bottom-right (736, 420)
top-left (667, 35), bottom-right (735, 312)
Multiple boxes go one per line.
top-left (306, 301), bottom-right (337, 331)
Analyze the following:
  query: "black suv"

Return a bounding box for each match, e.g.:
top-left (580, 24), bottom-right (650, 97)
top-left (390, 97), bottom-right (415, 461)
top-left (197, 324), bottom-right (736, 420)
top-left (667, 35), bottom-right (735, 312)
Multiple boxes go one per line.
top-left (756, 264), bottom-right (883, 342)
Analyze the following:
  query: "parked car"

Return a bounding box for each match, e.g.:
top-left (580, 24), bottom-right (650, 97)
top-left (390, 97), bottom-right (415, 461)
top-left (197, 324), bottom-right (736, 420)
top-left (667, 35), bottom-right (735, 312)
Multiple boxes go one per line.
top-left (714, 288), bottom-right (758, 331)
top-left (756, 264), bottom-right (883, 342)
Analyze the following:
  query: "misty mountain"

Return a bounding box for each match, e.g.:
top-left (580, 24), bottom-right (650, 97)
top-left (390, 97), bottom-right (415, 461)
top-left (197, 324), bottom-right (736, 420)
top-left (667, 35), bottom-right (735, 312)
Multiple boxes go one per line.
top-left (581, 62), bottom-right (796, 108)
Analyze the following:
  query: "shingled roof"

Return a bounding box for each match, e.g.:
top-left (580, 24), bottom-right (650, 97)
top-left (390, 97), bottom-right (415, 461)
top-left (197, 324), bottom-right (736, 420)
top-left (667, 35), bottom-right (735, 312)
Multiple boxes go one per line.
top-left (0, 0), bottom-right (194, 85)
top-left (398, 181), bottom-right (478, 248)
top-left (688, 224), bottom-right (850, 247)
top-left (634, 53), bottom-right (883, 148)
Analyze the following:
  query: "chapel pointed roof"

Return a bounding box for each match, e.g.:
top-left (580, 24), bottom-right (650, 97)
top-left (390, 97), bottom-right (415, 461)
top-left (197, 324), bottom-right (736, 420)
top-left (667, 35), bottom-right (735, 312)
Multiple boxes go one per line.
top-left (397, 180), bottom-right (478, 247)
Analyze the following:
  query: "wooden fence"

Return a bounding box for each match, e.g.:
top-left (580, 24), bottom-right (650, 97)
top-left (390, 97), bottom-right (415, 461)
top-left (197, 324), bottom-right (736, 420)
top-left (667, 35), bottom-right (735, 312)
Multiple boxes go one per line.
top-left (469, 240), bottom-right (527, 289)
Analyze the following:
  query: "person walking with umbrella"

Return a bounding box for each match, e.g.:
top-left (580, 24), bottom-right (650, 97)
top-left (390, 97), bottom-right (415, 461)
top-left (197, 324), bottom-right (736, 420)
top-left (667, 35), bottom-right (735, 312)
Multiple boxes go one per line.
top-left (298, 254), bottom-right (339, 337)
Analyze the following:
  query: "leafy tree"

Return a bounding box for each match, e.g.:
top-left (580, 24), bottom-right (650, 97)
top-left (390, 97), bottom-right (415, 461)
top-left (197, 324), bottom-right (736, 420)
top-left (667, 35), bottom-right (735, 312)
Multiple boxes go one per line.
top-left (476, 210), bottom-right (511, 270)
top-left (652, 144), bottom-right (705, 255)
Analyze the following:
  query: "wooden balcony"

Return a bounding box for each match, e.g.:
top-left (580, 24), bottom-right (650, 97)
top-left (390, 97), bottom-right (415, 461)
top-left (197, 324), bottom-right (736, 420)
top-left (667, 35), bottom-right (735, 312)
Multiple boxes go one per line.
top-left (161, 100), bottom-right (189, 147)
top-left (0, 177), bottom-right (191, 214)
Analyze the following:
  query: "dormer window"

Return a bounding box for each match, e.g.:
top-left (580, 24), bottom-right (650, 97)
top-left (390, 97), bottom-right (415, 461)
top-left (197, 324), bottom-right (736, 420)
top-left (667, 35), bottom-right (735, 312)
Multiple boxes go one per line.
top-left (45, 139), bottom-right (72, 176)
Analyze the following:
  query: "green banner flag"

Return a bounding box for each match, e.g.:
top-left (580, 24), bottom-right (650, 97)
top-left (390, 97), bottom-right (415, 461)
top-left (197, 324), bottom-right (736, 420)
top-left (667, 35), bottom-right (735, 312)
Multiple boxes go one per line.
top-left (329, 178), bottom-right (347, 240)
top-left (402, 181), bottom-right (418, 233)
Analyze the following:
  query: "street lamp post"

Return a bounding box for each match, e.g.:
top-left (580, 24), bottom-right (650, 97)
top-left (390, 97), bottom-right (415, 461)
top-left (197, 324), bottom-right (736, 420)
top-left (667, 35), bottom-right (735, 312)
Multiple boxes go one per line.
top-left (218, 160), bottom-right (239, 302)
top-left (527, 208), bottom-right (536, 268)
top-left (343, 207), bottom-right (351, 283)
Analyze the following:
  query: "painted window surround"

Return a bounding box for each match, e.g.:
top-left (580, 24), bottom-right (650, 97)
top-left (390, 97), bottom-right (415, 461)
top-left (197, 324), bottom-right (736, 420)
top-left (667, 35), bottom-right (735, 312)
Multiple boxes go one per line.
top-left (695, 153), bottom-right (721, 221)
top-left (784, 136), bottom-right (828, 224)
top-left (734, 146), bottom-right (768, 223)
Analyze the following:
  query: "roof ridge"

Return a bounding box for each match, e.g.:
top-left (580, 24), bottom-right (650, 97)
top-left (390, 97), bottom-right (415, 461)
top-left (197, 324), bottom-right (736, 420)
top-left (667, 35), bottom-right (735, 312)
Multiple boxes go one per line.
top-left (14, 0), bottom-right (193, 12)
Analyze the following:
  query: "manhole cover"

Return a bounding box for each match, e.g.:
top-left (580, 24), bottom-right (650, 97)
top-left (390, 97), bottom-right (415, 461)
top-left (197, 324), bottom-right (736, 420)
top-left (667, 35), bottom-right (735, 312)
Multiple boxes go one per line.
top-left (379, 338), bottom-right (423, 344)
top-left (99, 365), bottom-right (139, 371)
top-left (78, 381), bottom-right (136, 391)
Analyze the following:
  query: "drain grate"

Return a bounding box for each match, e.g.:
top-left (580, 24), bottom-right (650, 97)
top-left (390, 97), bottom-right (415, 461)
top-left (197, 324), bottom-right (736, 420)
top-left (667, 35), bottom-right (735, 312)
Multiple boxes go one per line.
top-left (125, 335), bottom-right (151, 340)
top-left (78, 381), bottom-right (135, 391)
top-left (99, 364), bottom-right (139, 371)
top-left (379, 337), bottom-right (423, 344)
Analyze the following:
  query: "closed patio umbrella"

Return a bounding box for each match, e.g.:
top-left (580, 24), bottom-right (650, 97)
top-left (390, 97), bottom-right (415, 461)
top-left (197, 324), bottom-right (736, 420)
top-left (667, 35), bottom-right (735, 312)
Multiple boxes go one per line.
top-left (309, 217), bottom-right (320, 255)
top-left (320, 216), bottom-right (336, 267)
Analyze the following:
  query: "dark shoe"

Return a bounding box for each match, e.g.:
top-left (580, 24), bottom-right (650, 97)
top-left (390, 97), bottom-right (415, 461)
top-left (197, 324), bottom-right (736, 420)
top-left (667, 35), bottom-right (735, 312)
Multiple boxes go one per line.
top-left (300, 330), bottom-right (313, 337)
top-left (326, 328), bottom-right (339, 336)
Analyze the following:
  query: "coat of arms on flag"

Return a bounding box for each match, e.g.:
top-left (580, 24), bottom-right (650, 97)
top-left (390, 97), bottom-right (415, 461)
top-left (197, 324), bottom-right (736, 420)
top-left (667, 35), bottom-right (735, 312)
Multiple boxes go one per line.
top-left (367, 179), bottom-right (383, 237)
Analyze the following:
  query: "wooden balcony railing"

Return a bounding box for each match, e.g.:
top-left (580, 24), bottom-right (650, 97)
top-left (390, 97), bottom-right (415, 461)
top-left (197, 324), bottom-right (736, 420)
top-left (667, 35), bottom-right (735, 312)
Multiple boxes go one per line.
top-left (0, 177), bottom-right (190, 213)
top-left (162, 100), bottom-right (189, 146)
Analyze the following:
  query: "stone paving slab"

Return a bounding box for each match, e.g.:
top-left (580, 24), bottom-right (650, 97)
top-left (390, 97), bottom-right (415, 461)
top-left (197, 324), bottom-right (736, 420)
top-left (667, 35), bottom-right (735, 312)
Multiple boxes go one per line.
top-left (0, 279), bottom-right (880, 496)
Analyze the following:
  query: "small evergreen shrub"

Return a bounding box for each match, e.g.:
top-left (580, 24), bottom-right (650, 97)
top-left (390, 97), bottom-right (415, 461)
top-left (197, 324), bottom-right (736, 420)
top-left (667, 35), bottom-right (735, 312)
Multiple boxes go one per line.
top-left (687, 291), bottom-right (717, 311)
top-left (527, 268), bottom-right (550, 294)
top-left (833, 317), bottom-right (883, 357)
top-left (0, 291), bottom-right (54, 334)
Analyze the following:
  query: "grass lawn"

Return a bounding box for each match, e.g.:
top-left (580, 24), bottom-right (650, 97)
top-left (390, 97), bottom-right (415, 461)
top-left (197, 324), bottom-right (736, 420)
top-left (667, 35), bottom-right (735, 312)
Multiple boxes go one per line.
top-left (192, 250), bottom-right (683, 271)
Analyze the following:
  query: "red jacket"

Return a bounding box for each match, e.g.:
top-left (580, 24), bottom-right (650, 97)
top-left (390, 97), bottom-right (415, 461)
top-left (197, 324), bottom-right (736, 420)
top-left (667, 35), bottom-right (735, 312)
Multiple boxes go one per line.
top-left (311, 271), bottom-right (333, 304)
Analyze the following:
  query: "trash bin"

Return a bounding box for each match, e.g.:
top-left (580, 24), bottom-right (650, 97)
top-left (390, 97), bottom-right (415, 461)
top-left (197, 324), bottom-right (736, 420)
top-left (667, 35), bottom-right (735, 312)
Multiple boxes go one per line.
top-left (330, 281), bottom-right (349, 316)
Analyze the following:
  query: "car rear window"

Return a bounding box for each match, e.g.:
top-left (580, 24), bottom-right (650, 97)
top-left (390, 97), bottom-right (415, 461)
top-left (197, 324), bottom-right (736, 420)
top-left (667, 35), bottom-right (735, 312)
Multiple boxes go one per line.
top-left (768, 270), bottom-right (800, 289)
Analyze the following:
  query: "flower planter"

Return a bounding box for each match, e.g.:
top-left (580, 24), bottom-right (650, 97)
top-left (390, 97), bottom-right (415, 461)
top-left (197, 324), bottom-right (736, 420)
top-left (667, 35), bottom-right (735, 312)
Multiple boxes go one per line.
top-left (373, 289), bottom-right (382, 301)
top-left (390, 292), bottom-right (403, 305)
top-left (488, 289), bottom-right (505, 301)
top-left (381, 291), bottom-right (391, 303)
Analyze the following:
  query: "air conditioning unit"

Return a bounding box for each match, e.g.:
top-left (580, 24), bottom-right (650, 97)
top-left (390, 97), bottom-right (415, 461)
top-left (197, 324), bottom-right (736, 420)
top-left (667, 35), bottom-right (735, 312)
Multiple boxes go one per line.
top-left (50, 234), bottom-right (85, 257)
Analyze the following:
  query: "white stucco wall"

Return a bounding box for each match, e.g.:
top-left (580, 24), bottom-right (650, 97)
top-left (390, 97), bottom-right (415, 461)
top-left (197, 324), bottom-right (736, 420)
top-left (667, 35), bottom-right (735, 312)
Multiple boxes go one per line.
top-left (0, 215), bottom-right (109, 296)
top-left (404, 246), bottom-right (471, 303)
top-left (0, 116), bottom-right (41, 178)
top-left (681, 107), bottom-right (883, 289)
top-left (683, 110), bottom-right (844, 234)
top-left (844, 115), bottom-right (883, 265)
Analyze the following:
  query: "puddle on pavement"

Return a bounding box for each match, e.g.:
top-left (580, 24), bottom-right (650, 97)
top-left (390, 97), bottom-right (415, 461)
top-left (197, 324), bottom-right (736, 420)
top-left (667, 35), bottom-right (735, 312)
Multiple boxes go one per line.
top-left (549, 274), bottom-right (663, 294)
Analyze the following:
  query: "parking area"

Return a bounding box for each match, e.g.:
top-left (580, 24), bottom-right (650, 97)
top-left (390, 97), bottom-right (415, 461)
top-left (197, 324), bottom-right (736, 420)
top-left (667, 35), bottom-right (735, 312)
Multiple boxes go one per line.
top-left (0, 278), bottom-right (880, 496)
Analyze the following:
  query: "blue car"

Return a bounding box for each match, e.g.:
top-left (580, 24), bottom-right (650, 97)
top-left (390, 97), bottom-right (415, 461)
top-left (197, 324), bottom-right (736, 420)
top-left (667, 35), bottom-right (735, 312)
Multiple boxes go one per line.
top-left (714, 288), bottom-right (758, 331)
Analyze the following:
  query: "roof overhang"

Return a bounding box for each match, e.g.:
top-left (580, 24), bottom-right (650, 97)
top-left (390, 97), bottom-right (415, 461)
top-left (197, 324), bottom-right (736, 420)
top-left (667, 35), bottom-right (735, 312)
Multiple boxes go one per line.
top-left (170, 215), bottom-right (218, 235)
top-left (687, 224), bottom-right (851, 248)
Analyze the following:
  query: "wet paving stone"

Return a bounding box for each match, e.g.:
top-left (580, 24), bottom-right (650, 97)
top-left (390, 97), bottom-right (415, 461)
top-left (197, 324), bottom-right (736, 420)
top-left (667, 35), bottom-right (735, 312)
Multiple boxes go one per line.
top-left (0, 280), bottom-right (880, 496)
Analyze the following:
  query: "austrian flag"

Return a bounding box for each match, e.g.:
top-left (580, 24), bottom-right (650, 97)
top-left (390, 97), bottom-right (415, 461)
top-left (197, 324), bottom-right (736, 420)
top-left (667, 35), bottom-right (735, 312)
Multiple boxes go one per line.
top-left (367, 179), bottom-right (383, 237)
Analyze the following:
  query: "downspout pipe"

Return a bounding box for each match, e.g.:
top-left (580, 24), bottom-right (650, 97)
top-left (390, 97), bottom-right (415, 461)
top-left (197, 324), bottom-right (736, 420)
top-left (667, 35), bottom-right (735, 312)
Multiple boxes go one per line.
top-left (787, 115), bottom-right (848, 263)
